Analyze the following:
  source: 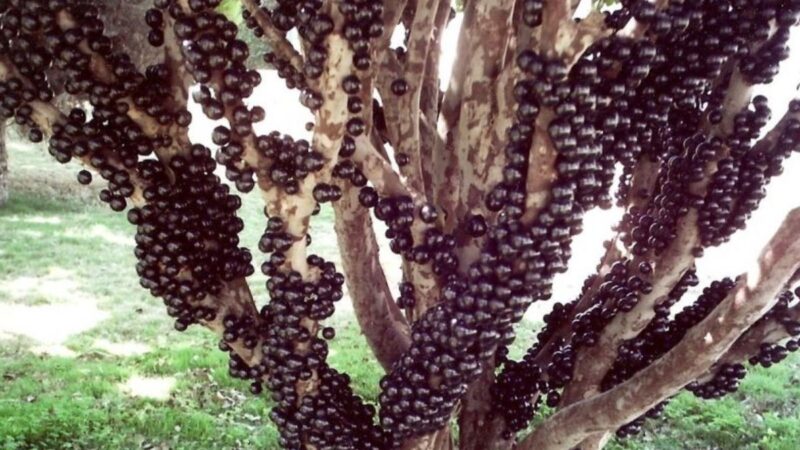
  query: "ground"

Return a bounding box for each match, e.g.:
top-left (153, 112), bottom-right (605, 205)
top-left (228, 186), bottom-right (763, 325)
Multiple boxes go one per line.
top-left (2, 138), bottom-right (800, 450)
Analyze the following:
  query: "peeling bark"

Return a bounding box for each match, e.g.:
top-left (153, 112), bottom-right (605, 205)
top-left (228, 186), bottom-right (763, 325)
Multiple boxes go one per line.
top-left (241, 0), bottom-right (305, 74)
top-left (458, 361), bottom-right (514, 450)
top-left (333, 183), bottom-right (411, 371)
top-left (698, 301), bottom-right (800, 384)
top-left (560, 66), bottom-right (759, 411)
top-left (519, 208), bottom-right (800, 450)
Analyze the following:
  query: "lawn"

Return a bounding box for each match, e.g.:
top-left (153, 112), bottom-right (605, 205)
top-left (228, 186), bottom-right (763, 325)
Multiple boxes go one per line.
top-left (2, 143), bottom-right (800, 450)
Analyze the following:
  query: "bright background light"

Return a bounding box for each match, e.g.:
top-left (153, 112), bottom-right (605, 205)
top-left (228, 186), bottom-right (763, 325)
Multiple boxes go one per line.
top-left (187, 14), bottom-right (800, 308)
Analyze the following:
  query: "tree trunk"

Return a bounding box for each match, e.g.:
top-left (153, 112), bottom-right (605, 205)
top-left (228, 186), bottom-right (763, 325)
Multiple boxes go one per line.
top-left (458, 364), bottom-right (514, 450)
top-left (0, 120), bottom-right (7, 207)
top-left (401, 427), bottom-right (454, 450)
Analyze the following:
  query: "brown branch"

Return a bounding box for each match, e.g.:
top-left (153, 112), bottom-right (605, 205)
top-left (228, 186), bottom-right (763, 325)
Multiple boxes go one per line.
top-left (379, 0), bottom-right (410, 55)
top-left (384, 0), bottom-right (442, 196)
top-left (1, 62), bottom-right (266, 384)
top-left (522, 109), bottom-right (559, 222)
top-left (163, 15), bottom-right (194, 114)
top-left (369, 1), bottom-right (450, 319)
top-left (556, 64), bottom-right (756, 411)
top-left (538, 0), bottom-right (573, 56)
top-left (449, 0), bottom-right (516, 226)
top-left (522, 11), bottom-right (608, 223)
top-left (418, 0), bottom-right (452, 201)
top-left (562, 209), bottom-right (701, 403)
top-left (518, 207), bottom-right (800, 450)
top-left (435, 0), bottom-right (516, 231)
top-left (459, 361), bottom-right (515, 450)
top-left (0, 59), bottom-right (149, 204)
top-left (698, 301), bottom-right (800, 383)
top-left (353, 136), bottom-right (415, 198)
top-left (451, 6), bottom-right (606, 444)
top-left (351, 134), bottom-right (446, 321)
top-left (455, 5), bottom-right (607, 444)
top-left (264, 34), bottom-right (353, 269)
top-left (240, 0), bottom-right (304, 75)
top-left (751, 103), bottom-right (800, 154)
top-left (562, 85), bottom-right (799, 407)
top-left (6, 2), bottom-right (271, 392)
top-left (434, 2), bottom-right (477, 227)
top-left (332, 181), bottom-right (411, 371)
top-left (55, 8), bottom-right (190, 165)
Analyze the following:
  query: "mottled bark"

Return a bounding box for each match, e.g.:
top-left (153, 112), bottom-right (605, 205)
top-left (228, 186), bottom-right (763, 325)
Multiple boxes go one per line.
top-left (241, 0), bottom-right (304, 73)
top-left (6, 2), bottom-right (800, 450)
top-left (458, 361), bottom-right (514, 450)
top-left (520, 208), bottom-right (800, 450)
top-left (449, 0), bottom-right (515, 227)
top-left (561, 77), bottom-right (793, 409)
top-left (333, 183), bottom-right (411, 371)
top-left (436, 0), bottom-right (515, 231)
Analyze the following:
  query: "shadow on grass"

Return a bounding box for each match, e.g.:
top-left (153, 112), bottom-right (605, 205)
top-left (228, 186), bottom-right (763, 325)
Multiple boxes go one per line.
top-left (3, 157), bottom-right (800, 449)
top-left (0, 349), bottom-right (281, 450)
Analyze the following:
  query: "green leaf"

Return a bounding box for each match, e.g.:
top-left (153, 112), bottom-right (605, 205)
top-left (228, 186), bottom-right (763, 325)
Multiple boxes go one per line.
top-left (216, 0), bottom-right (243, 24)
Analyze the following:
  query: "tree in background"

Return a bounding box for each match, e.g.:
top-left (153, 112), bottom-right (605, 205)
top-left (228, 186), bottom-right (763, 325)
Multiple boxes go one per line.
top-left (2, 0), bottom-right (800, 449)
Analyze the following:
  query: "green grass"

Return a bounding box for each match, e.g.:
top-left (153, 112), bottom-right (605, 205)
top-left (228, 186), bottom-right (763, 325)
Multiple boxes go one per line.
top-left (2, 143), bottom-right (800, 449)
top-left (0, 144), bottom-right (366, 450)
top-left (0, 189), bottom-right (377, 450)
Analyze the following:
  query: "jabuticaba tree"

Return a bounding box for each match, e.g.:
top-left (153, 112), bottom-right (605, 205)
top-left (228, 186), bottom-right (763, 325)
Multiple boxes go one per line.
top-left (2, 0), bottom-right (800, 448)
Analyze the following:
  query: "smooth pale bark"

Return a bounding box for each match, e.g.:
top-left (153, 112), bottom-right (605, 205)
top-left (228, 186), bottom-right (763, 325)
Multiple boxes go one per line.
top-left (333, 184), bottom-right (411, 371)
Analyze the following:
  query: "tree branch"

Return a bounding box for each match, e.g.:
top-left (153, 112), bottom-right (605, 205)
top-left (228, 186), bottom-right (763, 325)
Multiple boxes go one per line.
top-left (332, 181), bottom-right (411, 371)
top-left (0, 57), bottom-right (265, 386)
top-left (352, 135), bottom-right (415, 198)
top-left (562, 84), bottom-right (798, 406)
top-left (418, 0), bottom-right (452, 201)
top-left (381, 0), bottom-right (442, 197)
top-left (436, 0), bottom-right (516, 231)
top-left (240, 0), bottom-right (304, 76)
top-left (0, 59), bottom-right (149, 204)
top-left (698, 300), bottom-right (800, 383)
top-left (450, 0), bottom-right (516, 227)
top-left (518, 207), bottom-right (800, 450)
